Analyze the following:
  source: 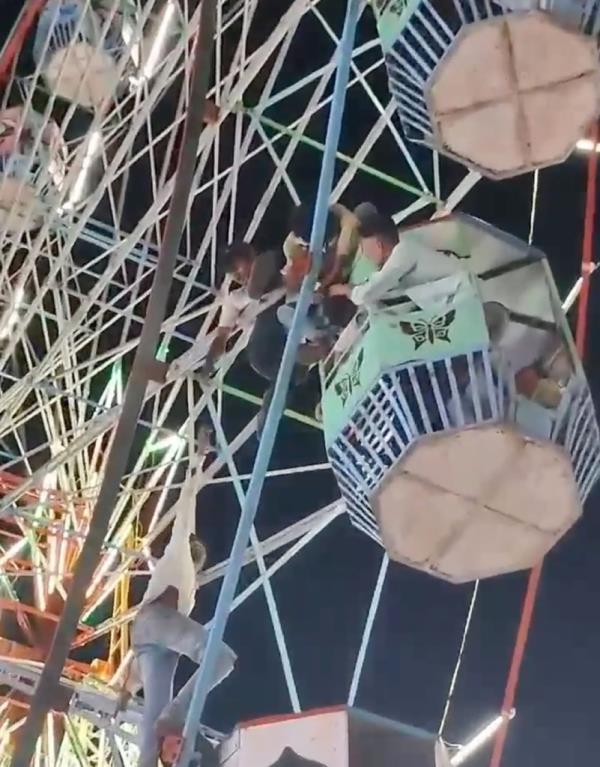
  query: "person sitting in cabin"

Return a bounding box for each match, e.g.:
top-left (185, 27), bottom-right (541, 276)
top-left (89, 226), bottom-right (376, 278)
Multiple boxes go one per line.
top-left (198, 242), bottom-right (323, 434)
top-left (328, 213), bottom-right (457, 308)
top-left (277, 201), bottom-right (380, 340)
top-left (130, 426), bottom-right (236, 767)
top-left (276, 203), bottom-right (349, 346)
top-left (281, 200), bottom-right (381, 291)
top-left (282, 201), bottom-right (363, 291)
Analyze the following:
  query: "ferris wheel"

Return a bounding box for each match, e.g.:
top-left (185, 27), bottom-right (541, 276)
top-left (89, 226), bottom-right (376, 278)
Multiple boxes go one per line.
top-left (0, 1), bottom-right (597, 767)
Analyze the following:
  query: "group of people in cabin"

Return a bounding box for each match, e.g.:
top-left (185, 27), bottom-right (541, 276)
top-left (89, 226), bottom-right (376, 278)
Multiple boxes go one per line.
top-left (197, 200), bottom-right (458, 432)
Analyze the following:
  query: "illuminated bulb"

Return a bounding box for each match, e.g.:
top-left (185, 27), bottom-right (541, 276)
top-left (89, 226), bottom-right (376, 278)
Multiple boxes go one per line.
top-left (0, 285), bottom-right (25, 341)
top-left (0, 539), bottom-right (26, 568)
top-left (42, 470), bottom-right (57, 492)
top-left (121, 16), bottom-right (141, 69)
top-left (148, 433), bottom-right (186, 452)
top-left (576, 138), bottom-right (600, 153)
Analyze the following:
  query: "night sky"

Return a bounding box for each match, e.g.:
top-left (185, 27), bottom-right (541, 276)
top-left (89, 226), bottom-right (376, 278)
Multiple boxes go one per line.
top-left (2, 2), bottom-right (600, 766)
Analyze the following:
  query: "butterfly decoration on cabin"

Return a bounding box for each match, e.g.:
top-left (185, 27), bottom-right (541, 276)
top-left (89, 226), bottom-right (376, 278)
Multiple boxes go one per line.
top-left (399, 310), bottom-right (456, 350)
top-left (436, 248), bottom-right (470, 260)
top-left (334, 347), bottom-right (365, 406)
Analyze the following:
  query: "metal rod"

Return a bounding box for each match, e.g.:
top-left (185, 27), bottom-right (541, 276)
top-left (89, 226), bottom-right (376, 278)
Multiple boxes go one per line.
top-left (220, 382), bottom-right (322, 429)
top-left (176, 2), bottom-right (362, 764)
top-left (347, 554), bottom-right (389, 706)
top-left (206, 397), bottom-right (301, 711)
top-left (10, 1), bottom-right (219, 762)
top-left (249, 109), bottom-right (436, 201)
top-left (0, 0), bottom-right (46, 86)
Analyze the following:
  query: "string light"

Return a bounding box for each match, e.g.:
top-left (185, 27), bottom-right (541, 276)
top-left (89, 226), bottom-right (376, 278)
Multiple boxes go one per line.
top-left (130, 1), bottom-right (177, 86)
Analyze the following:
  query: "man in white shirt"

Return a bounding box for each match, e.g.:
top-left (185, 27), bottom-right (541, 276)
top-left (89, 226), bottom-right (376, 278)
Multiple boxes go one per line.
top-left (198, 242), bottom-right (321, 434)
top-left (199, 243), bottom-right (284, 379)
top-left (131, 428), bottom-right (236, 767)
top-left (328, 214), bottom-right (456, 307)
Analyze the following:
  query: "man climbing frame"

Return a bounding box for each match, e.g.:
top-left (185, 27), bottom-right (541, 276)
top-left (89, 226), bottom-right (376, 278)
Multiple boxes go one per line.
top-left (198, 242), bottom-right (320, 435)
top-left (130, 426), bottom-right (237, 767)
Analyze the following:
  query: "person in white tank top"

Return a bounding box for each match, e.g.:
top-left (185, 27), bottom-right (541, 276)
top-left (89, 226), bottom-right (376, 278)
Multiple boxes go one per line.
top-left (129, 427), bottom-right (237, 767)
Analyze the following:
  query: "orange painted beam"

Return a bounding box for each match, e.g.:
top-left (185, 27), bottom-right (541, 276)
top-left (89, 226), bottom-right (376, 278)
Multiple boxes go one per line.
top-left (0, 0), bottom-right (47, 87)
top-left (0, 599), bottom-right (92, 642)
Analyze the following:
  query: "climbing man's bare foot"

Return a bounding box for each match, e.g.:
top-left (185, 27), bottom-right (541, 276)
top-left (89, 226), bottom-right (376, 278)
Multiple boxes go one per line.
top-left (160, 735), bottom-right (183, 766)
top-left (155, 718), bottom-right (183, 766)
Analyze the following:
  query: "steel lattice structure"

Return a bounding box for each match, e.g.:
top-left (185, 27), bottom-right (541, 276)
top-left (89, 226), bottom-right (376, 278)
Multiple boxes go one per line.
top-left (0, 1), bottom-right (580, 766)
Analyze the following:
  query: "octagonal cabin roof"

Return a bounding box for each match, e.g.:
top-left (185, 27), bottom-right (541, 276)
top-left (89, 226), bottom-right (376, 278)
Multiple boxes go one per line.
top-left (425, 12), bottom-right (600, 178)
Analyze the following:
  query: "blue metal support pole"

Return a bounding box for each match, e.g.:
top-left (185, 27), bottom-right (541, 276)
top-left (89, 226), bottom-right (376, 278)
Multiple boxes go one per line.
top-left (176, 1), bottom-right (362, 763)
top-left (206, 397), bottom-right (300, 712)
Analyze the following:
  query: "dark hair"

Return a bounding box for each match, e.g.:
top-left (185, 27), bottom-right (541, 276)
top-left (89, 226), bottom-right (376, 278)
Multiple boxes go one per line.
top-left (189, 534), bottom-right (207, 569)
top-left (323, 295), bottom-right (356, 328)
top-left (358, 213), bottom-right (399, 245)
top-left (290, 203), bottom-right (339, 243)
top-left (223, 240), bottom-right (255, 274)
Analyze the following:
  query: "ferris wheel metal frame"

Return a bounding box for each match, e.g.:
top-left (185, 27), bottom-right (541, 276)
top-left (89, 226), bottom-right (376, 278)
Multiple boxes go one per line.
top-left (0, 0), bottom-right (594, 766)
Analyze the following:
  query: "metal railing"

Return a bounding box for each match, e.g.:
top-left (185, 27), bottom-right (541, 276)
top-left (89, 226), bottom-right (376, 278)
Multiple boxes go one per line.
top-left (328, 348), bottom-right (600, 545)
top-left (379, 0), bottom-right (600, 148)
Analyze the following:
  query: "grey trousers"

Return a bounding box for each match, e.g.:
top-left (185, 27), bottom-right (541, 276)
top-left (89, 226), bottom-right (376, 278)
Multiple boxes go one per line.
top-left (132, 603), bottom-right (236, 767)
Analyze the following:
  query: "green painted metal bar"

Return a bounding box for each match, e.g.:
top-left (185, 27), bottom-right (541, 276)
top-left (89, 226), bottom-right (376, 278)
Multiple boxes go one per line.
top-left (220, 383), bottom-right (322, 430)
top-left (243, 106), bottom-right (439, 203)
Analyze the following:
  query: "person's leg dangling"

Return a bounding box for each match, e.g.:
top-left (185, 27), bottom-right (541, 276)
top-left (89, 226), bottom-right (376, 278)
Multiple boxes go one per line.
top-left (136, 645), bottom-right (179, 767)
